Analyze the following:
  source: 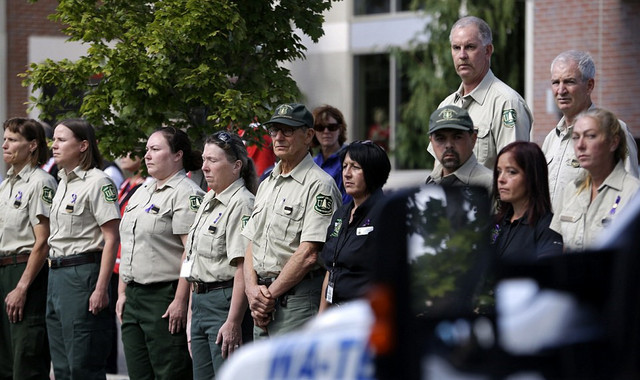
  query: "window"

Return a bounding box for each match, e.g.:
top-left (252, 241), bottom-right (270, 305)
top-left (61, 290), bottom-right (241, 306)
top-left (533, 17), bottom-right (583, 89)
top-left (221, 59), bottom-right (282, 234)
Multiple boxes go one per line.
top-left (354, 0), bottom-right (415, 15)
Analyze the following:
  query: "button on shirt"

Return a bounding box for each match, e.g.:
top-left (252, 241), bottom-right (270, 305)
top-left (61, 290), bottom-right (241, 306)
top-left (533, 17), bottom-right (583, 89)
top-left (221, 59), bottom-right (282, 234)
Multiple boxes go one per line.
top-left (426, 154), bottom-right (493, 195)
top-left (0, 165), bottom-right (57, 255)
top-left (242, 154), bottom-right (341, 278)
top-left (550, 161), bottom-right (640, 251)
top-left (48, 167), bottom-right (120, 258)
top-left (542, 112), bottom-right (639, 213)
top-left (183, 178), bottom-right (254, 283)
top-left (431, 70), bottom-right (533, 170)
top-left (119, 170), bottom-right (205, 284)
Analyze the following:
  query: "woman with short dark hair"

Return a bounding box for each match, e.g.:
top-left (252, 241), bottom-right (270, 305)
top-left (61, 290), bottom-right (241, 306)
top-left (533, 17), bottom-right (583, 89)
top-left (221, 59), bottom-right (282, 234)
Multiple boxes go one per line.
top-left (319, 140), bottom-right (391, 311)
top-left (492, 141), bottom-right (563, 261)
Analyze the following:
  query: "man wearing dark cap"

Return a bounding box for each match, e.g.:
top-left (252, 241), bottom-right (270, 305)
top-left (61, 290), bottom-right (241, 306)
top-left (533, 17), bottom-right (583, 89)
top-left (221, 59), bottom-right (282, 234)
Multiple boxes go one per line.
top-left (242, 103), bottom-right (340, 339)
top-left (426, 105), bottom-right (493, 194)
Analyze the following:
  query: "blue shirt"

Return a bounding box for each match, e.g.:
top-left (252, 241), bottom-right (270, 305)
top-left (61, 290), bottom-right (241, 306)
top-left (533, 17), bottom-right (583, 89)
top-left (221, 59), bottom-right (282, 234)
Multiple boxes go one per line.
top-left (313, 149), bottom-right (352, 205)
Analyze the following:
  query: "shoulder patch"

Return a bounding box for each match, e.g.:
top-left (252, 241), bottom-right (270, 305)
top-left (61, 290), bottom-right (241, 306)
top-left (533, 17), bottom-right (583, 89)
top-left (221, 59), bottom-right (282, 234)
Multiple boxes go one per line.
top-left (189, 195), bottom-right (203, 211)
top-left (241, 215), bottom-right (250, 229)
top-left (101, 184), bottom-right (117, 203)
top-left (41, 186), bottom-right (55, 204)
top-left (314, 193), bottom-right (334, 216)
top-left (502, 109), bottom-right (517, 128)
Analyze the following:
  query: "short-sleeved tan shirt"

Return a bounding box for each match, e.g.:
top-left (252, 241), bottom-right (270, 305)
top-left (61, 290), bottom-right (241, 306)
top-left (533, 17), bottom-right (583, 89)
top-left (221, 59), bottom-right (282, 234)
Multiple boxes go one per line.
top-left (430, 70), bottom-right (533, 170)
top-left (550, 161), bottom-right (640, 251)
top-left (542, 111), bottom-right (639, 213)
top-left (242, 154), bottom-right (341, 278)
top-left (48, 167), bottom-right (120, 258)
top-left (119, 170), bottom-right (205, 284)
top-left (183, 178), bottom-right (254, 282)
top-left (0, 165), bottom-right (57, 255)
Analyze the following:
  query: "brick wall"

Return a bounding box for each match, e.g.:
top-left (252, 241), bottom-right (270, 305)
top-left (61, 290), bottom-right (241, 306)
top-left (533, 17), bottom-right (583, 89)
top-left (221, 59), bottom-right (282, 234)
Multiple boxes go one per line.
top-left (532, 0), bottom-right (640, 145)
top-left (6, 0), bottom-right (61, 118)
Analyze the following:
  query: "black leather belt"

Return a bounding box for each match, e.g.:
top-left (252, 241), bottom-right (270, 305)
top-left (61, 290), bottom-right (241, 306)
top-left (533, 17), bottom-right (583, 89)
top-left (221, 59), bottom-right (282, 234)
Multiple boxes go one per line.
top-left (127, 280), bottom-right (178, 289)
top-left (48, 251), bottom-right (101, 269)
top-left (257, 268), bottom-right (325, 286)
top-left (191, 279), bottom-right (234, 294)
top-left (0, 253), bottom-right (30, 267)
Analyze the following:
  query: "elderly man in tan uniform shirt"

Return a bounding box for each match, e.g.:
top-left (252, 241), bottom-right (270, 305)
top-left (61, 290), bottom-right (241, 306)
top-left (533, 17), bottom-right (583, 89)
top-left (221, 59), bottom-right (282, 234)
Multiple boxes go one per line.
top-left (243, 103), bottom-right (340, 339)
top-left (429, 16), bottom-right (532, 171)
top-left (426, 105), bottom-right (493, 195)
top-left (542, 50), bottom-right (639, 213)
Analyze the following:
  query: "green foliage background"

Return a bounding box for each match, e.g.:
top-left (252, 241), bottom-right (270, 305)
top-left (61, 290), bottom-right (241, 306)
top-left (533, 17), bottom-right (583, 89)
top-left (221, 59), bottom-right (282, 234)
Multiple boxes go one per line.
top-left (395, 0), bottom-right (525, 169)
top-left (23, 0), bottom-right (335, 158)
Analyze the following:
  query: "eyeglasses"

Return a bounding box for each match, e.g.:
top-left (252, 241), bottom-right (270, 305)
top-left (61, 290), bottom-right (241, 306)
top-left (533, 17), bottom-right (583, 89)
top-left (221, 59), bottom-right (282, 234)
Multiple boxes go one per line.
top-left (313, 123), bottom-right (341, 132)
top-left (352, 140), bottom-right (386, 152)
top-left (267, 125), bottom-right (297, 137)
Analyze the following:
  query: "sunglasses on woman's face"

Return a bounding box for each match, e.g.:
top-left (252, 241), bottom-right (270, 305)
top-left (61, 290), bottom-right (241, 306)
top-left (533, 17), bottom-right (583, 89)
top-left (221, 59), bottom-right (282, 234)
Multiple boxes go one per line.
top-left (313, 123), bottom-right (341, 132)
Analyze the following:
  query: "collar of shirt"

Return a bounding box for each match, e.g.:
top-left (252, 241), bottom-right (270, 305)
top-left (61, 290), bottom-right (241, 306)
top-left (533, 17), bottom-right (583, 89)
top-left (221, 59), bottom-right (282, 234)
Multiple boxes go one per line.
top-left (454, 69), bottom-right (496, 107)
top-left (270, 153), bottom-right (315, 185)
top-left (149, 169), bottom-right (188, 191)
top-left (348, 187), bottom-right (384, 223)
top-left (59, 166), bottom-right (89, 182)
top-left (7, 164), bottom-right (39, 182)
top-left (313, 144), bottom-right (346, 167)
top-left (202, 177), bottom-right (246, 212)
top-left (599, 160), bottom-right (628, 193)
top-left (430, 154), bottom-right (481, 185)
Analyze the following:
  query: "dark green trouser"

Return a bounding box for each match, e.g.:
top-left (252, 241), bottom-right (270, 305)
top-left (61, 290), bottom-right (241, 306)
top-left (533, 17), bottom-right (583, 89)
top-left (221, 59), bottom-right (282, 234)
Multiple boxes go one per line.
top-left (190, 286), bottom-right (233, 379)
top-left (46, 263), bottom-right (112, 380)
top-left (122, 281), bottom-right (192, 380)
top-left (253, 275), bottom-right (323, 340)
top-left (0, 262), bottom-right (50, 380)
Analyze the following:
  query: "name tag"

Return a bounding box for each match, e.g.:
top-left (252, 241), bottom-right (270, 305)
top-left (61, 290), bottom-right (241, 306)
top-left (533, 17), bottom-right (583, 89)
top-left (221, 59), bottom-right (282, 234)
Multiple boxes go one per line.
top-left (180, 258), bottom-right (194, 278)
top-left (560, 215), bottom-right (579, 223)
top-left (356, 226), bottom-right (374, 236)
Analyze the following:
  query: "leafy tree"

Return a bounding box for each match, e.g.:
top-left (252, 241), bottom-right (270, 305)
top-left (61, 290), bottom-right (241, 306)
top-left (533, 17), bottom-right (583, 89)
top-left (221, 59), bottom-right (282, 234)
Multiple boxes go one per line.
top-left (395, 0), bottom-right (525, 169)
top-left (23, 0), bottom-right (336, 158)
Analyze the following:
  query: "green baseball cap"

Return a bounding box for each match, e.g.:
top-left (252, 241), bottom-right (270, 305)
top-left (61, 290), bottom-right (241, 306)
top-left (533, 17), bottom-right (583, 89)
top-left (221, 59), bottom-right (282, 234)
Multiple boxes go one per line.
top-left (263, 103), bottom-right (313, 128)
top-left (429, 105), bottom-right (474, 134)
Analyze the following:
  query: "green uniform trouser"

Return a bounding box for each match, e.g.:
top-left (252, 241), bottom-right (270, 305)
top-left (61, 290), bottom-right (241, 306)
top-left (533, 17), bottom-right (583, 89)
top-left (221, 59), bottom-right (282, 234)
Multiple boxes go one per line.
top-left (121, 281), bottom-right (192, 380)
top-left (190, 286), bottom-right (234, 379)
top-left (46, 263), bottom-right (112, 380)
top-left (253, 275), bottom-right (323, 340)
top-left (0, 262), bottom-right (50, 380)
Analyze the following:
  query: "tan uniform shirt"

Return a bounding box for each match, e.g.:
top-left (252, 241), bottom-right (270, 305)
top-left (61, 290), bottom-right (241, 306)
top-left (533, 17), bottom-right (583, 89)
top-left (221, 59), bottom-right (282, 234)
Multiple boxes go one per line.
top-left (542, 112), bottom-right (639, 213)
top-left (183, 178), bottom-right (254, 282)
top-left (430, 70), bottom-right (533, 170)
top-left (48, 167), bottom-right (120, 258)
top-left (426, 154), bottom-right (493, 195)
top-left (242, 154), bottom-right (341, 278)
top-left (0, 165), bottom-right (57, 255)
top-left (550, 161), bottom-right (640, 251)
top-left (119, 170), bottom-right (204, 284)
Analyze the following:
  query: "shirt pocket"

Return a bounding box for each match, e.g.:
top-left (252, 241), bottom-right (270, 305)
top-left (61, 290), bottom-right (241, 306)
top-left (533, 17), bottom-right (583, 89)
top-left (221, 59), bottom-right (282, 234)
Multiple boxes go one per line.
top-left (136, 206), bottom-right (172, 235)
top-left (475, 124), bottom-right (491, 164)
top-left (195, 225), bottom-right (226, 259)
top-left (57, 201), bottom-right (87, 235)
top-left (4, 198), bottom-right (30, 233)
top-left (559, 211), bottom-right (584, 245)
top-left (271, 201), bottom-right (304, 244)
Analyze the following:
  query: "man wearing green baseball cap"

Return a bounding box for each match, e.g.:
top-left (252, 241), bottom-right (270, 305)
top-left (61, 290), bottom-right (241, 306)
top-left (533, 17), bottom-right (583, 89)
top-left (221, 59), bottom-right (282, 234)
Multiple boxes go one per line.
top-left (242, 103), bottom-right (340, 339)
top-left (426, 105), bottom-right (493, 194)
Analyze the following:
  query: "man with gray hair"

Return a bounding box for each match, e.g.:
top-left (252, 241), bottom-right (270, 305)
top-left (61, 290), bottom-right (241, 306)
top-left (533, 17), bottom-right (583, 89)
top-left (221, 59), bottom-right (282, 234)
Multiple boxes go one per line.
top-left (542, 50), bottom-right (638, 211)
top-left (429, 16), bottom-right (533, 171)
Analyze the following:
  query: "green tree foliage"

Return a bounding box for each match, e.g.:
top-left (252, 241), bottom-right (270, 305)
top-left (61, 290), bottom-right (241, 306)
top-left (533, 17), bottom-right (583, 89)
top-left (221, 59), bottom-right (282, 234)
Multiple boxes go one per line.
top-left (395, 0), bottom-right (525, 169)
top-left (23, 0), bottom-right (335, 158)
